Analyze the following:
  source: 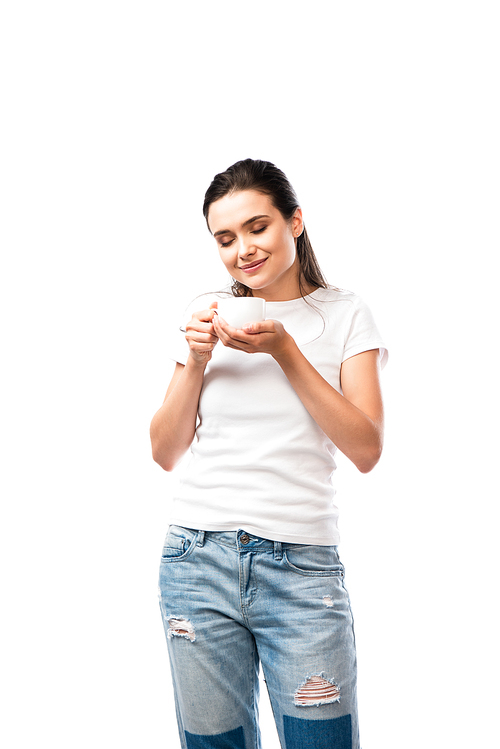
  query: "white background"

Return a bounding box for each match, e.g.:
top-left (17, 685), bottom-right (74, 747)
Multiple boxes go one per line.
top-left (1, 1), bottom-right (499, 747)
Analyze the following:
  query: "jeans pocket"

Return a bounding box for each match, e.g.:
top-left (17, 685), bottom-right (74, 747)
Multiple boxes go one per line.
top-left (160, 525), bottom-right (198, 563)
top-left (282, 545), bottom-right (345, 576)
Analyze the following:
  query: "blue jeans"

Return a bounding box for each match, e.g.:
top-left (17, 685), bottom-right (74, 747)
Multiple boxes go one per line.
top-left (158, 526), bottom-right (360, 749)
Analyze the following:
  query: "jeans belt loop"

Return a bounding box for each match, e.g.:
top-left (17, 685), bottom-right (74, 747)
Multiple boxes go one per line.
top-left (273, 541), bottom-right (283, 561)
top-left (196, 530), bottom-right (206, 547)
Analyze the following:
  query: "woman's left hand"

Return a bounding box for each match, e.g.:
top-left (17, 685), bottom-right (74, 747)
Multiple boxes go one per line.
top-left (213, 314), bottom-right (294, 359)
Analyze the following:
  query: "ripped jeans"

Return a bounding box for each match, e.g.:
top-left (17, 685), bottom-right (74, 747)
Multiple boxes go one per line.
top-left (158, 526), bottom-right (360, 749)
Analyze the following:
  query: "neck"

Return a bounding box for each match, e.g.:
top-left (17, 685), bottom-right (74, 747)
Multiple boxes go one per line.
top-left (253, 283), bottom-right (317, 302)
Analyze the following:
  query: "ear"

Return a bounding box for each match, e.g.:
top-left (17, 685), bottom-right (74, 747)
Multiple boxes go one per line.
top-left (291, 207), bottom-right (304, 238)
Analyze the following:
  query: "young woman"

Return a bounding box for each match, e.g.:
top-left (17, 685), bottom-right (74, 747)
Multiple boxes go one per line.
top-left (151, 159), bottom-right (388, 749)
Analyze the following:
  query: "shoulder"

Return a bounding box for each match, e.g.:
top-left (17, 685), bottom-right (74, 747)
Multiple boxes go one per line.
top-left (309, 285), bottom-right (358, 303)
top-left (307, 286), bottom-right (366, 318)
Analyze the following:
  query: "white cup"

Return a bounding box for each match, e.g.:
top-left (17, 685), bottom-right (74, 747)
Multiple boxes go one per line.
top-left (216, 297), bottom-right (266, 329)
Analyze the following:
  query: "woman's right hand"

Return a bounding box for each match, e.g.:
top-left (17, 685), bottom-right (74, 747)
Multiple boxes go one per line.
top-left (151, 301), bottom-right (219, 471)
top-left (185, 302), bottom-right (219, 366)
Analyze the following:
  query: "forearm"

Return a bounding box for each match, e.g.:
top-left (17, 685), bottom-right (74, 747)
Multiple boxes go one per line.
top-left (273, 338), bottom-right (383, 473)
top-left (150, 357), bottom-right (206, 471)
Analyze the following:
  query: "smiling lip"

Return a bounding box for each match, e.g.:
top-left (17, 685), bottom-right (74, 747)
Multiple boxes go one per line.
top-left (240, 258), bottom-right (268, 273)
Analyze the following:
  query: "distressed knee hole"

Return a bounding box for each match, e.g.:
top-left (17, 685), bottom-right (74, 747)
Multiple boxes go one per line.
top-left (294, 675), bottom-right (340, 706)
top-left (167, 616), bottom-right (195, 642)
top-left (323, 595), bottom-right (334, 607)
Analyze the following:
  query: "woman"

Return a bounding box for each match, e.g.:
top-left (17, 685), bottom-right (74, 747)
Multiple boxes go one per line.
top-left (150, 159), bottom-right (387, 749)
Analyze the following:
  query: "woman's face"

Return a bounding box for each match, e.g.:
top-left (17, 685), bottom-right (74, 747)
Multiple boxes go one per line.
top-left (207, 190), bottom-right (303, 300)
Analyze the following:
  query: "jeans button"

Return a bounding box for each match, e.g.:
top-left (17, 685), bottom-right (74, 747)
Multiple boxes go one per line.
top-left (240, 534), bottom-right (250, 545)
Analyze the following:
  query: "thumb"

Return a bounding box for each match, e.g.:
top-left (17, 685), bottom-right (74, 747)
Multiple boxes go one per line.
top-left (242, 319), bottom-right (273, 334)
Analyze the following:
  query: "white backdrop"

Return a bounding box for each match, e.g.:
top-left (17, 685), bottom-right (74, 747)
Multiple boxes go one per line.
top-left (2, 1), bottom-right (498, 747)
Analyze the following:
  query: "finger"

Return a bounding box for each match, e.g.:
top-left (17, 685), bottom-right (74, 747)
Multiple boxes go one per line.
top-left (186, 333), bottom-right (218, 346)
top-left (188, 339), bottom-right (217, 352)
top-left (193, 308), bottom-right (217, 323)
top-left (187, 319), bottom-right (217, 335)
top-left (218, 340), bottom-right (242, 351)
top-left (213, 315), bottom-right (244, 341)
top-left (212, 314), bottom-right (225, 335)
top-left (213, 316), bottom-right (250, 348)
top-left (213, 315), bottom-right (244, 338)
top-left (241, 320), bottom-right (275, 335)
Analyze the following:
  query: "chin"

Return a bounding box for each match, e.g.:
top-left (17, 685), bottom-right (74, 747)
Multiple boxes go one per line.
top-left (235, 275), bottom-right (266, 290)
top-left (243, 281), bottom-right (268, 292)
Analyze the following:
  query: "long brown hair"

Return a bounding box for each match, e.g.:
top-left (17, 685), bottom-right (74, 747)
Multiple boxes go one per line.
top-left (203, 159), bottom-right (328, 298)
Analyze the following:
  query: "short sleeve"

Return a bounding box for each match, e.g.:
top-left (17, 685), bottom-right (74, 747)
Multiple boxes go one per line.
top-left (167, 322), bottom-right (190, 366)
top-left (342, 295), bottom-right (388, 369)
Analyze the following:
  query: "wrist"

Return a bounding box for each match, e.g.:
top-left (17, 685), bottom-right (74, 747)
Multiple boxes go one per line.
top-left (272, 333), bottom-right (299, 365)
top-left (186, 353), bottom-right (209, 374)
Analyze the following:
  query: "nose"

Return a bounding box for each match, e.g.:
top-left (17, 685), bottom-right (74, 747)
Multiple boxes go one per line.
top-left (237, 236), bottom-right (257, 259)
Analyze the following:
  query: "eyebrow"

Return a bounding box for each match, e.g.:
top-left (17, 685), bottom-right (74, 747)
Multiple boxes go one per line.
top-left (213, 214), bottom-right (270, 238)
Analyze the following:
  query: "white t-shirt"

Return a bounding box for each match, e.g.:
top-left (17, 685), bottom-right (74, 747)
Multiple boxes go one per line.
top-left (167, 287), bottom-right (388, 545)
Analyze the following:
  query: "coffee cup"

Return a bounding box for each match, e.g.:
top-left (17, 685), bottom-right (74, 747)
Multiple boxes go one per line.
top-left (216, 297), bottom-right (266, 329)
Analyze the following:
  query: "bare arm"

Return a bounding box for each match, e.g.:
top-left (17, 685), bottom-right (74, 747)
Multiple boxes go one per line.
top-left (274, 343), bottom-right (384, 473)
top-left (213, 315), bottom-right (384, 473)
top-left (150, 305), bottom-right (218, 471)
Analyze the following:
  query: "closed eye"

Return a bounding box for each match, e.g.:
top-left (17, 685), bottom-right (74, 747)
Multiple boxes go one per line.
top-left (219, 226), bottom-right (267, 248)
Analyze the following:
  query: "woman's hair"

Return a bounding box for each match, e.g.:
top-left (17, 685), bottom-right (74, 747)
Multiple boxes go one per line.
top-left (202, 158), bottom-right (328, 298)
